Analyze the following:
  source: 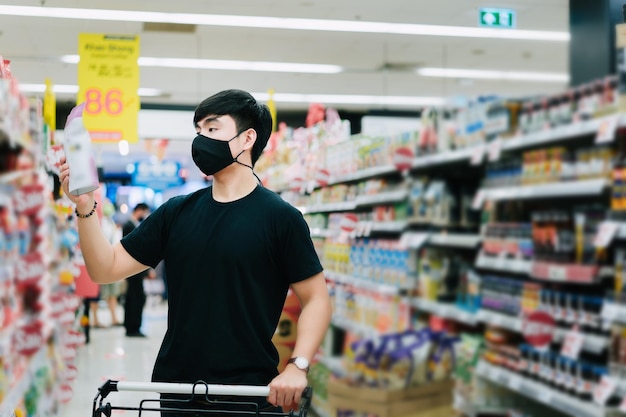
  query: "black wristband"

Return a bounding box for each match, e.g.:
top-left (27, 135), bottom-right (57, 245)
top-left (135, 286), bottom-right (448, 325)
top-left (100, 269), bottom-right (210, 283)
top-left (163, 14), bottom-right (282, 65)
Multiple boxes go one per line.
top-left (75, 200), bottom-right (98, 219)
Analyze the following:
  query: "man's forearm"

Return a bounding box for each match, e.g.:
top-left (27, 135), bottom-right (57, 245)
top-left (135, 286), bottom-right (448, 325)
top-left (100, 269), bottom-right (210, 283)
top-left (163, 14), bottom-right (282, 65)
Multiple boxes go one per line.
top-left (291, 295), bottom-right (332, 362)
top-left (75, 199), bottom-right (116, 283)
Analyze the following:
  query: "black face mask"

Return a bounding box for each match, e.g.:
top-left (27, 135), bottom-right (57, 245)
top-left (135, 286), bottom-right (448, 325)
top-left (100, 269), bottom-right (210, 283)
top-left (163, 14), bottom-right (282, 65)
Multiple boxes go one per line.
top-left (191, 132), bottom-right (245, 176)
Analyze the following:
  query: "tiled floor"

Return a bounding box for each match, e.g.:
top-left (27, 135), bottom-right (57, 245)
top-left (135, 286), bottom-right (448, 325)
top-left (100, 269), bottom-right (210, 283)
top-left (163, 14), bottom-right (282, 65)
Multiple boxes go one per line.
top-left (61, 297), bottom-right (168, 417)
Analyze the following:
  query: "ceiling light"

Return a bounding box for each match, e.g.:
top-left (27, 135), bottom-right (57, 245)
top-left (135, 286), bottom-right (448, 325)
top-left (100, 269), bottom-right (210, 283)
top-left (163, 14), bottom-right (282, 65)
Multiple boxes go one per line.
top-left (417, 67), bottom-right (569, 83)
top-left (61, 55), bottom-right (342, 74)
top-left (19, 83), bottom-right (163, 97)
top-left (252, 92), bottom-right (446, 107)
top-left (0, 5), bottom-right (569, 42)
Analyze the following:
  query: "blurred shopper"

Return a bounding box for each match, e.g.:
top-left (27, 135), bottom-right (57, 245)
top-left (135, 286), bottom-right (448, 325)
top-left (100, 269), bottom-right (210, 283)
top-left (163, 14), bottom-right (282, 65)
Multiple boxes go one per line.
top-left (59, 89), bottom-right (331, 415)
top-left (122, 203), bottom-right (152, 337)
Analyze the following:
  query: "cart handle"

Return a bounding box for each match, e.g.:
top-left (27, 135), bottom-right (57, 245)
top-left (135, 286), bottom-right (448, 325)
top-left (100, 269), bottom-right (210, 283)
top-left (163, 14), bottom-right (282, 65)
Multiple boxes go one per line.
top-left (99, 380), bottom-right (273, 398)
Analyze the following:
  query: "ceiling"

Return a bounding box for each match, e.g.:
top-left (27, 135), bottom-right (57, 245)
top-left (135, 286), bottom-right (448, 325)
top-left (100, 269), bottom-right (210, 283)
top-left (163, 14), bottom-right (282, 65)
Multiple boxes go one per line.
top-left (0, 0), bottom-right (571, 175)
top-left (0, 0), bottom-right (570, 111)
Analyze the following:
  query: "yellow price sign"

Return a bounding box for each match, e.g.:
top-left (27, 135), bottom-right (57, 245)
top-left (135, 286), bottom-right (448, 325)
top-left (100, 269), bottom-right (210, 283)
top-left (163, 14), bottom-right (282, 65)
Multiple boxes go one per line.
top-left (77, 34), bottom-right (140, 143)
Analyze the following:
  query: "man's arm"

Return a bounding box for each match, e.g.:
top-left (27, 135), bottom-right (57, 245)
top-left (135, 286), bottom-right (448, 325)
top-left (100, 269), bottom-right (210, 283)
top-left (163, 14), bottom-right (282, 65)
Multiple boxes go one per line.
top-left (59, 159), bottom-right (150, 283)
top-left (268, 272), bottom-right (331, 407)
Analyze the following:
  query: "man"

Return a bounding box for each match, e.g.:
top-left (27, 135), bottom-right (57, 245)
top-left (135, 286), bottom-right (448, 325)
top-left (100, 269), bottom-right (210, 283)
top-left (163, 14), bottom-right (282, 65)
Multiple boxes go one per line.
top-left (59, 89), bottom-right (331, 414)
top-left (122, 203), bottom-right (151, 337)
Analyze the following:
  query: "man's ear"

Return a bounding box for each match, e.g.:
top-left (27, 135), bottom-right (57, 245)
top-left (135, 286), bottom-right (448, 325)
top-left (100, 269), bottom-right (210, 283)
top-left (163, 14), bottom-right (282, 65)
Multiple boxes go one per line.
top-left (243, 128), bottom-right (257, 151)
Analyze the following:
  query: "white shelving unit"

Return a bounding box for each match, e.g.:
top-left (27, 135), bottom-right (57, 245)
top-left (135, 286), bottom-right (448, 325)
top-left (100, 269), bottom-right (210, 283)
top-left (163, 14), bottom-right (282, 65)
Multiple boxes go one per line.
top-left (411, 147), bottom-right (475, 169)
top-left (479, 178), bottom-right (610, 202)
top-left (410, 298), bottom-right (478, 326)
top-left (328, 164), bottom-right (398, 186)
top-left (324, 270), bottom-right (409, 295)
top-left (475, 252), bottom-right (533, 274)
top-left (428, 233), bottom-right (482, 249)
top-left (0, 346), bottom-right (47, 416)
top-left (301, 201), bottom-right (357, 214)
top-left (354, 189), bottom-right (409, 207)
top-left (501, 115), bottom-right (626, 153)
top-left (475, 360), bottom-right (616, 417)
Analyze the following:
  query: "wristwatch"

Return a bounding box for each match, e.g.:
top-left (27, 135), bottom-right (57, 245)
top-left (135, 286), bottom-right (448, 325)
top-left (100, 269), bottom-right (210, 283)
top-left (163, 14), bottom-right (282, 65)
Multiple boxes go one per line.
top-left (287, 357), bottom-right (310, 373)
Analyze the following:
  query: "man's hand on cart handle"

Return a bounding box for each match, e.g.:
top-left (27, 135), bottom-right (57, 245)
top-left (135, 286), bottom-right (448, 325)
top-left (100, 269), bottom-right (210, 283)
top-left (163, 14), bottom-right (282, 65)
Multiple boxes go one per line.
top-left (267, 366), bottom-right (308, 407)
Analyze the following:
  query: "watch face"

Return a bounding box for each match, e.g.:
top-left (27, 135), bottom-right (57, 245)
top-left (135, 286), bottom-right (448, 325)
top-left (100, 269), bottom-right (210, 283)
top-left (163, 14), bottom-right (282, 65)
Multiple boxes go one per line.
top-left (294, 357), bottom-right (309, 369)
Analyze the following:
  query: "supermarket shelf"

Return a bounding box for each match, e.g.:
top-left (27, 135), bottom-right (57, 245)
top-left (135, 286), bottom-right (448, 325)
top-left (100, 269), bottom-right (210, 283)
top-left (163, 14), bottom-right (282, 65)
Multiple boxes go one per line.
top-left (355, 220), bottom-right (408, 235)
top-left (310, 228), bottom-right (337, 239)
top-left (476, 310), bottom-right (524, 332)
top-left (331, 316), bottom-right (377, 338)
top-left (329, 164), bottom-right (398, 186)
top-left (325, 270), bottom-right (409, 294)
top-left (428, 233), bottom-right (482, 249)
top-left (479, 178), bottom-right (610, 202)
top-left (453, 390), bottom-right (508, 417)
top-left (475, 252), bottom-right (533, 274)
top-left (530, 262), bottom-right (613, 285)
top-left (0, 169), bottom-right (34, 184)
top-left (354, 189), bottom-right (409, 207)
top-left (411, 147), bottom-right (474, 169)
top-left (411, 298), bottom-right (479, 325)
top-left (317, 356), bottom-right (346, 377)
top-left (475, 360), bottom-right (610, 417)
top-left (302, 201), bottom-right (357, 214)
top-left (476, 310), bottom-right (608, 354)
top-left (502, 115), bottom-right (626, 153)
top-left (0, 346), bottom-right (47, 416)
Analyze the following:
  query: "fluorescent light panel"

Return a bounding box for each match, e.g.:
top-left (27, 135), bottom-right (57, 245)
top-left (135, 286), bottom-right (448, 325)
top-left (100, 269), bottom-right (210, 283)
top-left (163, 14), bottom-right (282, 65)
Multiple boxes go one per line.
top-left (19, 83), bottom-right (163, 97)
top-left (17, 83), bottom-right (444, 106)
top-left (251, 92), bottom-right (445, 107)
top-left (418, 67), bottom-right (569, 83)
top-left (61, 55), bottom-right (342, 74)
top-left (0, 5), bottom-right (569, 42)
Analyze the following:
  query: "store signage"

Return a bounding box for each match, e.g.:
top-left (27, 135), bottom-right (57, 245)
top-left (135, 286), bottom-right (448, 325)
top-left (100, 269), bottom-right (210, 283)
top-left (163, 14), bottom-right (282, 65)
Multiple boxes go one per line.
top-left (479, 8), bottom-right (516, 29)
top-left (131, 160), bottom-right (183, 191)
top-left (16, 253), bottom-right (46, 287)
top-left (521, 311), bottom-right (555, 348)
top-left (77, 33), bottom-right (140, 143)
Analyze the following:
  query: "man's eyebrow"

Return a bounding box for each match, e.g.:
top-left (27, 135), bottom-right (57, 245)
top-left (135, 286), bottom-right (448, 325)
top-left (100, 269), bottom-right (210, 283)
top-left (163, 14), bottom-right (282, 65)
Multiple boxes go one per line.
top-left (201, 116), bottom-right (221, 126)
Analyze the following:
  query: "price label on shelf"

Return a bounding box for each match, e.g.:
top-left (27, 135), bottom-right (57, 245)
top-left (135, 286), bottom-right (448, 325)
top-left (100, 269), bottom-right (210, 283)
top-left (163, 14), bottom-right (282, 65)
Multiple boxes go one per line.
top-left (595, 115), bottom-right (620, 144)
top-left (547, 265), bottom-right (567, 281)
top-left (593, 221), bottom-right (619, 248)
top-left (487, 139), bottom-right (502, 162)
top-left (601, 302), bottom-right (619, 321)
top-left (593, 375), bottom-right (617, 405)
top-left (470, 145), bottom-right (486, 166)
top-left (538, 389), bottom-right (552, 404)
top-left (508, 376), bottom-right (522, 391)
top-left (560, 328), bottom-right (584, 360)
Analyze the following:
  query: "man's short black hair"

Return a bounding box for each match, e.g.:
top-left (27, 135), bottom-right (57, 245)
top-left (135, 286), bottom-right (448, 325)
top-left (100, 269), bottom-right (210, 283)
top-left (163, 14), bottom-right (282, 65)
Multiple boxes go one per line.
top-left (193, 89), bottom-right (273, 166)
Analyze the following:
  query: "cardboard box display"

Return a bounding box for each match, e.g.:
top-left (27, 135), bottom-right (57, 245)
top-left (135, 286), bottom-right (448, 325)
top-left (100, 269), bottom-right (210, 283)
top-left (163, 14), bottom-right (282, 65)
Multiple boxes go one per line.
top-left (327, 378), bottom-right (453, 402)
top-left (327, 378), bottom-right (454, 417)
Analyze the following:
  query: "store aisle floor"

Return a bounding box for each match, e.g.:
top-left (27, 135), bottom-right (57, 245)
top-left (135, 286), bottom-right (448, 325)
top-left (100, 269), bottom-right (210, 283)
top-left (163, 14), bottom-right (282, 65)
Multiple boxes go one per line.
top-left (61, 297), bottom-right (168, 417)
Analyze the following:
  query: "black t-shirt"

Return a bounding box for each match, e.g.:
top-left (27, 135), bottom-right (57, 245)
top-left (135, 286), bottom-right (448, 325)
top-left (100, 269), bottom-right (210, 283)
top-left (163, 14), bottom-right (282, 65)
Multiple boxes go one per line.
top-left (120, 185), bottom-right (323, 385)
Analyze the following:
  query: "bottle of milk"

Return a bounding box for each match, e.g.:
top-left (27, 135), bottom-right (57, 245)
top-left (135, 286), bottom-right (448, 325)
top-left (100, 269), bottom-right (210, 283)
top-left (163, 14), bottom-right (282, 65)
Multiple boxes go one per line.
top-left (63, 103), bottom-right (99, 195)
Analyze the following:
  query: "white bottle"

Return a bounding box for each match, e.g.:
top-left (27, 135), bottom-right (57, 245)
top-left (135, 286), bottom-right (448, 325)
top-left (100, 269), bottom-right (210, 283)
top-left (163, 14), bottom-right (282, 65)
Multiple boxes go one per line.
top-left (63, 103), bottom-right (99, 195)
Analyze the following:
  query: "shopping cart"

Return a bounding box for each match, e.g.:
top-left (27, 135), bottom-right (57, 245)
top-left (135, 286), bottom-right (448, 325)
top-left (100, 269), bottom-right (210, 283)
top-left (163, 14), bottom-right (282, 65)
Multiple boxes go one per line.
top-left (92, 380), bottom-right (312, 417)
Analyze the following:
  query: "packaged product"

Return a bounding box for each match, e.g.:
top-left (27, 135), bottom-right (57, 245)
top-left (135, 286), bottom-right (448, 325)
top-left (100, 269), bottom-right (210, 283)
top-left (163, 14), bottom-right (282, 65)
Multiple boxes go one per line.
top-left (62, 103), bottom-right (99, 196)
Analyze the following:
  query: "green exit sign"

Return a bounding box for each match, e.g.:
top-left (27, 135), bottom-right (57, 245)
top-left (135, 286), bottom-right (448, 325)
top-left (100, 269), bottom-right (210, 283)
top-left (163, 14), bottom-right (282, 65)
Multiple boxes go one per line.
top-left (479, 8), bottom-right (516, 29)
